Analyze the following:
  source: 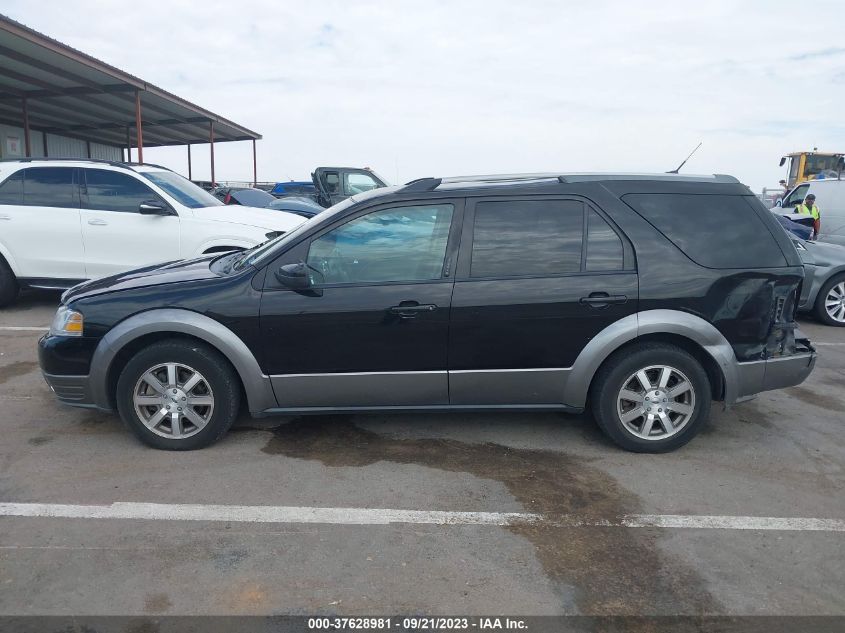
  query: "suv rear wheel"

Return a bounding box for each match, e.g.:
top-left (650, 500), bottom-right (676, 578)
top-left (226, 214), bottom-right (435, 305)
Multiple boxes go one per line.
top-left (591, 343), bottom-right (711, 452)
top-left (0, 256), bottom-right (19, 308)
top-left (116, 339), bottom-right (240, 450)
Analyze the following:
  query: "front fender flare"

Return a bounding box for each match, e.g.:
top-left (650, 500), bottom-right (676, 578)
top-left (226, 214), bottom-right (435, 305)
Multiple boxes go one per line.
top-left (89, 308), bottom-right (276, 413)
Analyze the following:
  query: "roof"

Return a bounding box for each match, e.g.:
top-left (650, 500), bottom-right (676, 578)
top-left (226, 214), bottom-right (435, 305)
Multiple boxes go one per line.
top-left (402, 172), bottom-right (740, 193)
top-left (0, 14), bottom-right (260, 148)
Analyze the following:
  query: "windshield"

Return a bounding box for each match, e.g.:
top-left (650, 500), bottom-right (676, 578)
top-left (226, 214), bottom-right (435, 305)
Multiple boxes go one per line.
top-left (141, 171), bottom-right (224, 209)
top-left (805, 154), bottom-right (842, 177)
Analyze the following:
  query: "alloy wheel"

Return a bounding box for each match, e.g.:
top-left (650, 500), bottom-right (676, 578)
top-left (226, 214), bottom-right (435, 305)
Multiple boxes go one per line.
top-left (132, 363), bottom-right (215, 439)
top-left (824, 281), bottom-right (845, 323)
top-left (616, 364), bottom-right (696, 440)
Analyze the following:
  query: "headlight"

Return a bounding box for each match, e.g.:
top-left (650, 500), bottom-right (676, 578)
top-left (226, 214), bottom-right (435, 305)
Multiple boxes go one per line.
top-left (49, 306), bottom-right (84, 337)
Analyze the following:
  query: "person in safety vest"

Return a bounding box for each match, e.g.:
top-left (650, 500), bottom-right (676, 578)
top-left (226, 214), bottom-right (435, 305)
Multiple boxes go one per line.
top-left (797, 193), bottom-right (821, 240)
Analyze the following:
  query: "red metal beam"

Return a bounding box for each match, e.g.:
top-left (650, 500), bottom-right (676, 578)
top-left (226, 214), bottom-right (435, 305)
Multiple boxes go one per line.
top-left (22, 97), bottom-right (31, 157)
top-left (209, 121), bottom-right (215, 185)
top-left (252, 139), bottom-right (257, 187)
top-left (135, 90), bottom-right (144, 163)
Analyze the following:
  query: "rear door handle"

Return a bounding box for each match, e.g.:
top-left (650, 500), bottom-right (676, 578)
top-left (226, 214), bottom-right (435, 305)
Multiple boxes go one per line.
top-left (87, 218), bottom-right (108, 226)
top-left (580, 292), bottom-right (627, 308)
top-left (388, 302), bottom-right (437, 318)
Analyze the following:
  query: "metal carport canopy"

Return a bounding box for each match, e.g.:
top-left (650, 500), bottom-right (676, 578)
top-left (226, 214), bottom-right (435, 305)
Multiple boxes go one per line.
top-left (0, 14), bottom-right (261, 181)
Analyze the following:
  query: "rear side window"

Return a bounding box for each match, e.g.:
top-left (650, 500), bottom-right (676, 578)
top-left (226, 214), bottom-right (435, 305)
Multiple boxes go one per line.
top-left (586, 209), bottom-right (624, 271)
top-left (623, 193), bottom-right (787, 269)
top-left (23, 167), bottom-right (78, 208)
top-left (0, 171), bottom-right (23, 205)
top-left (83, 169), bottom-right (162, 213)
top-left (471, 200), bottom-right (583, 278)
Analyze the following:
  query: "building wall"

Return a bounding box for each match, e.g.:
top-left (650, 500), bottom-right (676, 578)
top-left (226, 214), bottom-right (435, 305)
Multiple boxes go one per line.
top-left (0, 123), bottom-right (121, 161)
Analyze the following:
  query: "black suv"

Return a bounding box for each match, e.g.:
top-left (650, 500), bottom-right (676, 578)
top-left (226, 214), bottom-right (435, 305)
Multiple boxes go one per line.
top-left (38, 173), bottom-right (816, 452)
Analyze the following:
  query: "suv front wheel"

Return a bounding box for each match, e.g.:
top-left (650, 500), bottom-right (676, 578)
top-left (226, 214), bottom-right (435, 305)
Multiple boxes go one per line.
top-left (116, 339), bottom-right (241, 450)
top-left (591, 343), bottom-right (712, 453)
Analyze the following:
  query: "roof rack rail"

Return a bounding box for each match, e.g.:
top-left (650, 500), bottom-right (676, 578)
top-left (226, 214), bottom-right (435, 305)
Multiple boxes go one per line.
top-left (401, 177), bottom-right (441, 192)
top-left (0, 157), bottom-right (127, 167)
top-left (558, 173), bottom-right (739, 184)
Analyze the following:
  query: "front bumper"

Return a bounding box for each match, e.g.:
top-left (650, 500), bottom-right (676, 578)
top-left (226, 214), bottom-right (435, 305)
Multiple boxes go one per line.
top-left (41, 371), bottom-right (97, 408)
top-left (38, 333), bottom-right (101, 409)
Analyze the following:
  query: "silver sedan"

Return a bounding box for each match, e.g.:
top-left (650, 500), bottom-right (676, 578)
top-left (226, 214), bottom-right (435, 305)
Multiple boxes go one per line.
top-left (795, 238), bottom-right (845, 326)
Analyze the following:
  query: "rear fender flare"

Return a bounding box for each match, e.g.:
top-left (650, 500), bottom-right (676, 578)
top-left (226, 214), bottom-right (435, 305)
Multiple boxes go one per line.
top-left (562, 309), bottom-right (738, 407)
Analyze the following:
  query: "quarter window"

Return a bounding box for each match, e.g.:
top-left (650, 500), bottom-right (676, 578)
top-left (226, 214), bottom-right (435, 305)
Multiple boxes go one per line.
top-left (23, 167), bottom-right (77, 208)
top-left (0, 171), bottom-right (23, 205)
top-left (307, 204), bottom-right (454, 284)
top-left (623, 193), bottom-right (787, 269)
top-left (586, 209), bottom-right (624, 271)
top-left (470, 200), bottom-right (583, 278)
top-left (83, 169), bottom-right (164, 213)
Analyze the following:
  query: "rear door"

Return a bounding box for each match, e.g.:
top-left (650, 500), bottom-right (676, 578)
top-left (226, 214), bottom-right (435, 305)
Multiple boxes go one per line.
top-left (80, 168), bottom-right (181, 278)
top-left (449, 196), bottom-right (638, 406)
top-left (0, 167), bottom-right (86, 281)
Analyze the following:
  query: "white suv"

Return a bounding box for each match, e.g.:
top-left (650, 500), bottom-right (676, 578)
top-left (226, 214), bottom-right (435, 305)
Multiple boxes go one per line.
top-left (0, 159), bottom-right (305, 307)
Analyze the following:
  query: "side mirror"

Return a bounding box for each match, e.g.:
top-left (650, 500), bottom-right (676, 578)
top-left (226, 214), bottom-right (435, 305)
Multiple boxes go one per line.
top-left (779, 157), bottom-right (786, 167)
top-left (139, 200), bottom-right (171, 215)
top-left (775, 198), bottom-right (783, 207)
top-left (275, 262), bottom-right (323, 291)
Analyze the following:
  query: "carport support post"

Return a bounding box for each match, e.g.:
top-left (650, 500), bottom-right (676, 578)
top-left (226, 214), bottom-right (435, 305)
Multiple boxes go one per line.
top-left (209, 121), bottom-right (215, 185)
top-left (134, 90), bottom-right (144, 164)
top-left (21, 97), bottom-right (31, 157)
top-left (252, 139), bottom-right (257, 187)
top-left (125, 127), bottom-right (131, 163)
top-left (187, 144), bottom-right (192, 180)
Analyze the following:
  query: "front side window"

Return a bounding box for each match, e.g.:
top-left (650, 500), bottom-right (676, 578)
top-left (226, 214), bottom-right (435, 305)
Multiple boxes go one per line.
top-left (470, 200), bottom-right (583, 278)
top-left (306, 204), bottom-right (454, 284)
top-left (783, 184), bottom-right (809, 208)
top-left (83, 169), bottom-right (164, 213)
top-left (23, 167), bottom-right (77, 208)
top-left (344, 172), bottom-right (380, 196)
top-left (0, 171), bottom-right (23, 205)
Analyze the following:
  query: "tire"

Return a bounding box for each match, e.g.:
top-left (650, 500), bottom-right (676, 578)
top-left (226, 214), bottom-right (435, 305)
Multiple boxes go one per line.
top-left (0, 256), bottom-right (19, 308)
top-left (590, 343), bottom-right (712, 453)
top-left (116, 339), bottom-right (241, 450)
top-left (814, 273), bottom-right (845, 327)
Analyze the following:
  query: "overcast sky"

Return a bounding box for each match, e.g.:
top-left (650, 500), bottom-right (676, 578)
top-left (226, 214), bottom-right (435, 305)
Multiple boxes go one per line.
top-left (5, 0), bottom-right (845, 191)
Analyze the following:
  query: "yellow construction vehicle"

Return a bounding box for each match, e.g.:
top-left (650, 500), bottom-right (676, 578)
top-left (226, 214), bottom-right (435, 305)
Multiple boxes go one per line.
top-left (779, 150), bottom-right (845, 188)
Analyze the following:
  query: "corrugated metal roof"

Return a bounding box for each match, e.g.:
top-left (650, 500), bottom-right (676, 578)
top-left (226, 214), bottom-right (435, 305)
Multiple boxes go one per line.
top-left (0, 14), bottom-right (261, 148)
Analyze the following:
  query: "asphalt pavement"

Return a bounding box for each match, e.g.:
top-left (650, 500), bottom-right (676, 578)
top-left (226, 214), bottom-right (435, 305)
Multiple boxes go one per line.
top-left (0, 289), bottom-right (842, 619)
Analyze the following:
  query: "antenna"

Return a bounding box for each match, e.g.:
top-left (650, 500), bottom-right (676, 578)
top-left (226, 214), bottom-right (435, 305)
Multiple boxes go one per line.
top-left (668, 142), bottom-right (702, 174)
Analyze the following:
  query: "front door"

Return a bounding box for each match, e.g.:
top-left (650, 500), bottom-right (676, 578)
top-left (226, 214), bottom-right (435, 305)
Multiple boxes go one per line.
top-left (260, 199), bottom-right (461, 409)
top-left (80, 168), bottom-right (181, 278)
top-left (449, 197), bottom-right (638, 406)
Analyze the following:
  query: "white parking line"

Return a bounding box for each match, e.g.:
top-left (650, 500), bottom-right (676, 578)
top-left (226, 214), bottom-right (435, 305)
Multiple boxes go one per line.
top-left (0, 326), bottom-right (47, 332)
top-left (813, 342), bottom-right (845, 346)
top-left (1, 502), bottom-right (843, 532)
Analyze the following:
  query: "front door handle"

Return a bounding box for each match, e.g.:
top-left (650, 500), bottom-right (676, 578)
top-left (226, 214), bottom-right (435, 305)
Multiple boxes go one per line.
top-left (579, 292), bottom-right (627, 308)
top-left (88, 218), bottom-right (108, 226)
top-left (388, 302), bottom-right (437, 318)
